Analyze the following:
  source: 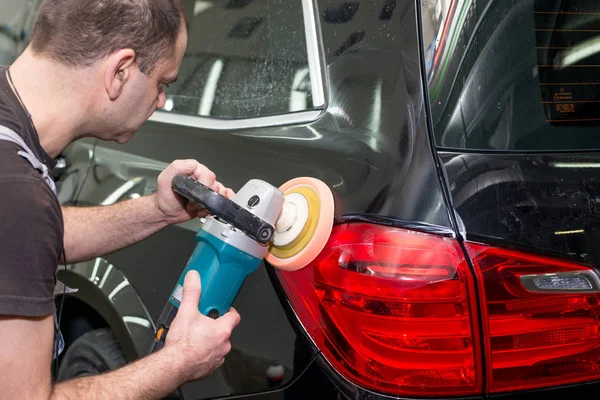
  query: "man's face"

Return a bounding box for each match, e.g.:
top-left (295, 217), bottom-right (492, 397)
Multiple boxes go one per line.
top-left (105, 25), bottom-right (187, 143)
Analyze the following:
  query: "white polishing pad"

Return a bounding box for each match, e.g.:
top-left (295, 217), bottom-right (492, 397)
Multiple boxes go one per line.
top-left (272, 193), bottom-right (309, 247)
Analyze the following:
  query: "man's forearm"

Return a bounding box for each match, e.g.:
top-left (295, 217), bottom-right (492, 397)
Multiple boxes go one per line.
top-left (61, 195), bottom-right (169, 263)
top-left (51, 346), bottom-right (185, 400)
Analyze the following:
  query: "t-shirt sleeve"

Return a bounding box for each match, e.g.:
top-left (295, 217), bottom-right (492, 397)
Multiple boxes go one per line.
top-left (0, 177), bottom-right (63, 317)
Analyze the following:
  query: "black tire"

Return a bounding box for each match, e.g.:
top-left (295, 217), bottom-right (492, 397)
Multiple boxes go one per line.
top-left (57, 328), bottom-right (127, 381)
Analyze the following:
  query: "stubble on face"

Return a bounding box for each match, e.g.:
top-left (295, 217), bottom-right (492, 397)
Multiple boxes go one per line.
top-left (114, 25), bottom-right (188, 143)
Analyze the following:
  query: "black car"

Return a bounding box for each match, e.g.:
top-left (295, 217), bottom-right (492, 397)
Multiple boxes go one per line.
top-left (4, 0), bottom-right (600, 399)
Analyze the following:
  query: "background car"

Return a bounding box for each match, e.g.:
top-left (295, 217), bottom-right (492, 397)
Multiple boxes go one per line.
top-left (3, 0), bottom-right (600, 399)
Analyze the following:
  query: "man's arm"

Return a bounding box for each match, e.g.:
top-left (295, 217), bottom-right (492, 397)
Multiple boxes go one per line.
top-left (61, 194), bottom-right (170, 264)
top-left (0, 270), bottom-right (240, 400)
top-left (62, 159), bottom-right (234, 263)
top-left (0, 314), bottom-right (186, 400)
top-left (53, 344), bottom-right (189, 399)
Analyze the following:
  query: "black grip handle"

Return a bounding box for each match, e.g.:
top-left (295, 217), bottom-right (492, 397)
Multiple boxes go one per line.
top-left (171, 174), bottom-right (274, 244)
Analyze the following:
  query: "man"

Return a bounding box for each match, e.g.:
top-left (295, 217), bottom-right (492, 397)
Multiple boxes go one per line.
top-left (0, 0), bottom-right (241, 398)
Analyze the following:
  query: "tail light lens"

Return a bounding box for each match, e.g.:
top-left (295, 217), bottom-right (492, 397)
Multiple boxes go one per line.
top-left (466, 243), bottom-right (600, 393)
top-left (275, 222), bottom-right (600, 396)
top-left (275, 223), bottom-right (483, 397)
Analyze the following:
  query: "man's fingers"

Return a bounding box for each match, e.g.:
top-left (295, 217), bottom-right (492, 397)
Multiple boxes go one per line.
top-left (190, 163), bottom-right (216, 188)
top-left (213, 182), bottom-right (223, 195)
top-left (157, 159), bottom-right (198, 193)
top-left (160, 160), bottom-right (215, 187)
top-left (210, 181), bottom-right (234, 199)
top-left (218, 307), bottom-right (241, 330)
top-left (179, 270), bottom-right (202, 315)
top-left (165, 159), bottom-right (197, 179)
top-left (224, 188), bottom-right (235, 199)
top-left (213, 182), bottom-right (233, 199)
top-left (166, 159), bottom-right (229, 198)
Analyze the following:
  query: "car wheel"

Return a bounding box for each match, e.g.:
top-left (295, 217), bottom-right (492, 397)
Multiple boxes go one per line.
top-left (57, 327), bottom-right (127, 381)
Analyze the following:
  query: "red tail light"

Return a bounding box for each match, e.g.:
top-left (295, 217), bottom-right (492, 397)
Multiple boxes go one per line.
top-left (275, 222), bottom-right (600, 396)
top-left (275, 223), bottom-right (483, 397)
top-left (466, 243), bottom-right (600, 393)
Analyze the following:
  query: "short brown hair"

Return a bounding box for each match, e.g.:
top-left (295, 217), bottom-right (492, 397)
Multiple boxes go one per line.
top-left (30, 0), bottom-right (187, 75)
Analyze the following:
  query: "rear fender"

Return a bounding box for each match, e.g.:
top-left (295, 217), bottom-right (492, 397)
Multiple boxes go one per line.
top-left (57, 257), bottom-right (156, 362)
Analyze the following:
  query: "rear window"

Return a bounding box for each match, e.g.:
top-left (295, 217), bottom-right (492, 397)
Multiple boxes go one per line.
top-left (423, 0), bottom-right (600, 151)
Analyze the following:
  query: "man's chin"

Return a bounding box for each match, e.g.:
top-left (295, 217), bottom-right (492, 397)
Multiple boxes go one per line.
top-left (114, 131), bottom-right (136, 144)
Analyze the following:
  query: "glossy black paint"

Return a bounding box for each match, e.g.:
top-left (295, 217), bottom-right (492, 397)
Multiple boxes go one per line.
top-left (312, 353), bottom-right (483, 400)
top-left (57, 258), bottom-right (156, 361)
top-left (337, 213), bottom-right (455, 237)
top-left (440, 152), bottom-right (600, 264)
top-left (72, 0), bottom-right (451, 398)
top-left (488, 380), bottom-right (600, 400)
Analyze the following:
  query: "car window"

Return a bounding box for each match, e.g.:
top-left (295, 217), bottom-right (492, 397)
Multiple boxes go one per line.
top-left (160, 0), bottom-right (318, 121)
top-left (422, 0), bottom-right (600, 151)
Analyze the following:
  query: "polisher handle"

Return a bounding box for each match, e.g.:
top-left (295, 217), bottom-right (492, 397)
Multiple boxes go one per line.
top-left (171, 174), bottom-right (275, 244)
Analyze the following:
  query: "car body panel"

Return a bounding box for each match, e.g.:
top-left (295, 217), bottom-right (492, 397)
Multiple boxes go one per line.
top-left (51, 0), bottom-right (454, 398)
top-left (441, 152), bottom-right (600, 265)
top-left (488, 380), bottom-right (600, 400)
top-left (57, 258), bottom-right (156, 361)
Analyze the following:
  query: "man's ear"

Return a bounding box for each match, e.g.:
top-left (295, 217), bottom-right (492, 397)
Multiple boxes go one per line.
top-left (104, 49), bottom-right (136, 101)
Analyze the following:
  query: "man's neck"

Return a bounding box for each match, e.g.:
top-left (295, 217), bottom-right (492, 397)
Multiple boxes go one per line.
top-left (7, 49), bottom-right (94, 158)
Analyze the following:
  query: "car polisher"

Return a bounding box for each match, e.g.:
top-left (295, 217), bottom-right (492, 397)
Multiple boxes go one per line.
top-left (150, 174), bottom-right (335, 353)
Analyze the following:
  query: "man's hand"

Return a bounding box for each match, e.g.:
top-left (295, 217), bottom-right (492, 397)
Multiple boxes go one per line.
top-left (1, 269), bottom-right (241, 399)
top-left (62, 159), bottom-right (235, 264)
top-left (154, 159), bottom-right (234, 225)
top-left (165, 270), bottom-right (241, 382)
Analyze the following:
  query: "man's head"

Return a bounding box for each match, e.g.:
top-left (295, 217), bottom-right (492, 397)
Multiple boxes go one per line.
top-left (28, 0), bottom-right (188, 143)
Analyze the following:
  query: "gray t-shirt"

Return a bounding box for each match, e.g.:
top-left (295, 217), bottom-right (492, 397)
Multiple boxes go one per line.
top-left (0, 66), bottom-right (63, 317)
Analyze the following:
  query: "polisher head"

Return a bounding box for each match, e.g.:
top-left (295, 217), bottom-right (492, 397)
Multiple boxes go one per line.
top-left (265, 177), bottom-right (335, 271)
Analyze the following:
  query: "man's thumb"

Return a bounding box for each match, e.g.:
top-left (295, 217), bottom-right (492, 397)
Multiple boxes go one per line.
top-left (179, 270), bottom-right (202, 314)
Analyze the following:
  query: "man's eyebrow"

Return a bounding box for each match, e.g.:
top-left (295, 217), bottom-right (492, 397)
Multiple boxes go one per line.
top-left (166, 75), bottom-right (178, 84)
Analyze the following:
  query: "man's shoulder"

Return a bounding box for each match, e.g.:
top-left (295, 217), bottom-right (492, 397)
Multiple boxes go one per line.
top-left (0, 138), bottom-right (52, 186)
top-left (0, 122), bottom-right (62, 229)
top-left (0, 165), bottom-right (63, 320)
top-left (0, 172), bottom-right (61, 216)
top-left (0, 171), bottom-right (51, 192)
top-left (0, 150), bottom-right (62, 229)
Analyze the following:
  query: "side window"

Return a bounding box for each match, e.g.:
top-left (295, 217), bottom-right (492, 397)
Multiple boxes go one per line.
top-left (160, 0), bottom-right (321, 121)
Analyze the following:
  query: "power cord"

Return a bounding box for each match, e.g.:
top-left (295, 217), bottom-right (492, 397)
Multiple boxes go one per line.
top-left (71, 141), bottom-right (96, 205)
